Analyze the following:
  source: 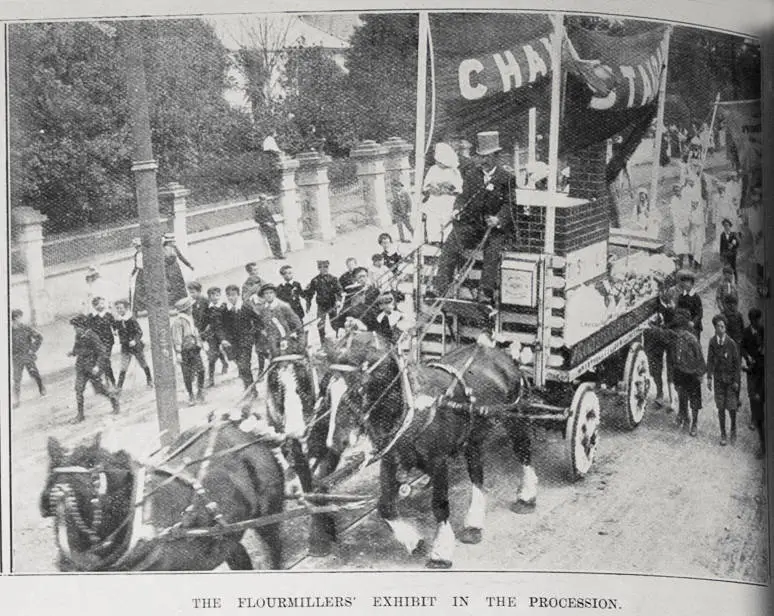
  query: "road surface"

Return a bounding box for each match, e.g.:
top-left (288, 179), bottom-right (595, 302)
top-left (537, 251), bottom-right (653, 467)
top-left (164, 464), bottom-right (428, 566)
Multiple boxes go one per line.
top-left (11, 273), bottom-right (767, 583)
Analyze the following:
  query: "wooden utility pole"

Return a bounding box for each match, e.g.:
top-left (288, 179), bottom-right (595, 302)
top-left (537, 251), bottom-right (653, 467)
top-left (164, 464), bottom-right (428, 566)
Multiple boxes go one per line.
top-left (120, 21), bottom-right (179, 446)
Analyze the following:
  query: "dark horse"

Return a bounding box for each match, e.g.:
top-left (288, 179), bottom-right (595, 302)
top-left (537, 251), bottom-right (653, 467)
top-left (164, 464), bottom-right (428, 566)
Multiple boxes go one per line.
top-left (322, 330), bottom-right (537, 568)
top-left (39, 423), bottom-right (284, 571)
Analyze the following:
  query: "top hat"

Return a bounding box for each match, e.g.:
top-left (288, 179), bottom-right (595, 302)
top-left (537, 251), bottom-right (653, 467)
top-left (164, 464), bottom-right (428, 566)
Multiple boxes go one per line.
top-left (175, 296), bottom-right (194, 312)
top-left (476, 131), bottom-right (502, 156)
top-left (677, 269), bottom-right (696, 282)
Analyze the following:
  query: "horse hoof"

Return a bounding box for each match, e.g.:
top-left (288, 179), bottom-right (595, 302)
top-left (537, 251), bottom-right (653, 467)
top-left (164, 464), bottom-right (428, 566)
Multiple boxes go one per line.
top-left (459, 527), bottom-right (482, 544)
top-left (510, 499), bottom-right (536, 515)
top-left (426, 558), bottom-right (453, 569)
top-left (411, 539), bottom-right (426, 557)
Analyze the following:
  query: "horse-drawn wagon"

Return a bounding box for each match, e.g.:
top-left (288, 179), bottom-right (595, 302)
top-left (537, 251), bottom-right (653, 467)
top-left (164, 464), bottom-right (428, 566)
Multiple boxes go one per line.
top-left (415, 188), bottom-right (674, 480)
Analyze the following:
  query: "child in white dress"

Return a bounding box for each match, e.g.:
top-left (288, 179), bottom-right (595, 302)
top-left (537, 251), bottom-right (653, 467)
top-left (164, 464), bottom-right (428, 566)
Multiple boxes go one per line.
top-left (421, 142), bottom-right (463, 244)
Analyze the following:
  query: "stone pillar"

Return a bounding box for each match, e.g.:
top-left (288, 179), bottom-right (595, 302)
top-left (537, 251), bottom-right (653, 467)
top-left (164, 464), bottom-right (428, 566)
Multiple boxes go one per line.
top-left (159, 182), bottom-right (190, 250)
top-left (351, 140), bottom-right (390, 228)
top-left (278, 155), bottom-right (305, 251)
top-left (384, 136), bottom-right (413, 190)
top-left (296, 151), bottom-right (335, 241)
top-left (13, 207), bottom-right (51, 325)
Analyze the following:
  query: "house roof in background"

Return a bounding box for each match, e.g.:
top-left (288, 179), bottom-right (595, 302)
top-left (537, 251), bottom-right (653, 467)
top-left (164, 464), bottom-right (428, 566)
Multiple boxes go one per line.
top-left (208, 14), bottom-right (360, 52)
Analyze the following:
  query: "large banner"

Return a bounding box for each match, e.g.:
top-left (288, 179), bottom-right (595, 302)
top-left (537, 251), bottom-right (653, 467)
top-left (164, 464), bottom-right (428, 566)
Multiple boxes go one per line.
top-left (719, 99), bottom-right (762, 175)
top-left (428, 14), bottom-right (667, 152)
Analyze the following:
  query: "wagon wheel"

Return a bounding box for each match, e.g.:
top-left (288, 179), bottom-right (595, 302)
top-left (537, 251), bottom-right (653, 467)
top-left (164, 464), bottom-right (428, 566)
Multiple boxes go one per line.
top-left (566, 382), bottom-right (600, 481)
top-left (622, 341), bottom-right (651, 430)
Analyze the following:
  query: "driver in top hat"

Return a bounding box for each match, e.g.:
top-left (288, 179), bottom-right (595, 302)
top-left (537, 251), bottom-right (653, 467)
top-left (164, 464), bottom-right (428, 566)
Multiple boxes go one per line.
top-left (431, 130), bottom-right (518, 304)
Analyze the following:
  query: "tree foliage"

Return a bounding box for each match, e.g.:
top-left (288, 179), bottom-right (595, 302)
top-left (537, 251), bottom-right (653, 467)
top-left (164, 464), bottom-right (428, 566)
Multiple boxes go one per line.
top-left (9, 19), bottom-right (257, 233)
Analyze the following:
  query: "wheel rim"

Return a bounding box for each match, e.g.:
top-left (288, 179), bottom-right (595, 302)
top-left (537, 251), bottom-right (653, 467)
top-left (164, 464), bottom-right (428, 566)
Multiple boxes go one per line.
top-left (574, 388), bottom-right (600, 476)
top-left (628, 348), bottom-right (651, 424)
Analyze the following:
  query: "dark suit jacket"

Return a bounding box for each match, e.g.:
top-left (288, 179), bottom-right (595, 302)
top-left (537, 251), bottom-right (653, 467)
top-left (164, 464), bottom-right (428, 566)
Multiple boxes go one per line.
top-left (707, 335), bottom-right (740, 388)
top-left (454, 165), bottom-right (517, 234)
top-left (719, 231), bottom-right (739, 258)
top-left (677, 292), bottom-right (703, 336)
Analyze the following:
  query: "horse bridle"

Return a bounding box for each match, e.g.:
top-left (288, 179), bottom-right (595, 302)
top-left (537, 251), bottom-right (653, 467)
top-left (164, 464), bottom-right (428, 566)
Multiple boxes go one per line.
top-left (48, 465), bottom-right (130, 547)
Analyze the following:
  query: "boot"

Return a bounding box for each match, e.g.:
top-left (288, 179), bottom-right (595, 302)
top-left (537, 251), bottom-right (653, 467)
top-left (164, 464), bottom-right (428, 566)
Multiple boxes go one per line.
top-left (689, 408), bottom-right (699, 436)
top-left (144, 367), bottom-right (153, 389)
top-left (110, 394), bottom-right (120, 415)
top-left (117, 371), bottom-right (126, 392)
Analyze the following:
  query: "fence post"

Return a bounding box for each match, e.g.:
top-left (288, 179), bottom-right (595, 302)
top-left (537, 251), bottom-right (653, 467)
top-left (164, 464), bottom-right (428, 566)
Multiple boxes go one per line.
top-left (351, 140), bottom-right (391, 228)
top-left (13, 206), bottom-right (51, 326)
top-left (384, 136), bottom-right (414, 199)
top-left (159, 182), bottom-right (190, 250)
top-left (278, 155), bottom-right (305, 252)
top-left (296, 151), bottom-right (335, 241)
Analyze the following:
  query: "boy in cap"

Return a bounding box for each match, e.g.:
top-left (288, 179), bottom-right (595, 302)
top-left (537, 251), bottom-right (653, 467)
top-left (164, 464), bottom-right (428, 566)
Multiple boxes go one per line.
top-left (171, 296), bottom-right (206, 406)
top-left (87, 296), bottom-right (117, 386)
top-left (277, 264), bottom-right (306, 321)
top-left (241, 262), bottom-right (263, 302)
top-left (68, 314), bottom-right (120, 422)
top-left (187, 281), bottom-right (209, 334)
top-left (345, 266), bottom-right (381, 331)
top-left (707, 313), bottom-right (741, 446)
top-left (305, 260), bottom-right (343, 344)
top-left (114, 299), bottom-right (153, 391)
top-left (676, 269), bottom-right (703, 339)
top-left (715, 265), bottom-right (738, 313)
top-left (389, 178), bottom-right (415, 243)
top-left (259, 283), bottom-right (306, 357)
top-left (650, 308), bottom-right (706, 435)
top-left (204, 286), bottom-right (229, 386)
top-left (11, 309), bottom-right (45, 407)
top-left (378, 233), bottom-right (402, 272)
top-left (719, 218), bottom-right (739, 281)
top-left (221, 284), bottom-right (259, 390)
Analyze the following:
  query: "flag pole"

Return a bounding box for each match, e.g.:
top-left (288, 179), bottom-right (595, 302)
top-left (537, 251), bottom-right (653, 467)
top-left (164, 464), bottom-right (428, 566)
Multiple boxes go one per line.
top-left (649, 25), bottom-right (672, 210)
top-left (536, 12), bottom-right (564, 389)
top-left (412, 12), bottom-right (429, 359)
top-left (699, 92), bottom-right (722, 176)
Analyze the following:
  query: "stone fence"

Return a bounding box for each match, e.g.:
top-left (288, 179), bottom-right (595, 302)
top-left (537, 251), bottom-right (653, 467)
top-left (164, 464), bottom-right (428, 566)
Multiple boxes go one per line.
top-left (11, 137), bottom-right (414, 325)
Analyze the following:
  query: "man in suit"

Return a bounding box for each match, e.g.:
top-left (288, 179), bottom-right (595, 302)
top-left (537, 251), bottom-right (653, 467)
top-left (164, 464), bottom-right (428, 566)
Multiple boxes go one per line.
top-left (719, 218), bottom-right (739, 282)
top-left (432, 131), bottom-right (517, 304)
top-left (221, 284), bottom-right (260, 390)
top-left (707, 314), bottom-right (741, 446)
top-left (277, 264), bottom-right (306, 321)
top-left (259, 283), bottom-right (306, 358)
top-left (305, 260), bottom-right (343, 344)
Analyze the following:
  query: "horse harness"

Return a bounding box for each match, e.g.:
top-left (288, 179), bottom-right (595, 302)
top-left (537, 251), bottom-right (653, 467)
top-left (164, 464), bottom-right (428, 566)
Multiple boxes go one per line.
top-left (47, 421), bottom-right (275, 571)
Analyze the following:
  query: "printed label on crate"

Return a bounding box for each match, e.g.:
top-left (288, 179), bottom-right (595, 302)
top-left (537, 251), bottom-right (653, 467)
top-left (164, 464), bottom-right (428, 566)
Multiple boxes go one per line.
top-left (500, 259), bottom-right (538, 307)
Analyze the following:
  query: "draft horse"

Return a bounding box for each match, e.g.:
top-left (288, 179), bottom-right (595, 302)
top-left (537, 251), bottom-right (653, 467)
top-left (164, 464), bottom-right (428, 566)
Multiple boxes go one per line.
top-left (39, 423), bottom-right (284, 571)
top-left (322, 331), bottom-right (538, 568)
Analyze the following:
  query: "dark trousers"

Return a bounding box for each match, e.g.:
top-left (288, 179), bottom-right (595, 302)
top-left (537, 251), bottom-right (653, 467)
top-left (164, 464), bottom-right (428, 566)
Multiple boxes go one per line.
top-left (481, 231), bottom-right (513, 294)
top-left (644, 332), bottom-right (671, 398)
top-left (102, 344), bottom-right (116, 386)
top-left (117, 348), bottom-right (152, 389)
top-left (180, 348), bottom-right (205, 397)
top-left (205, 336), bottom-right (229, 383)
top-left (674, 370), bottom-right (702, 426)
top-left (12, 357), bottom-right (44, 400)
top-left (722, 252), bottom-right (738, 282)
top-left (714, 381), bottom-right (738, 437)
top-left (434, 224), bottom-right (483, 295)
top-left (75, 369), bottom-right (118, 419)
top-left (749, 373), bottom-right (765, 452)
top-left (233, 346), bottom-right (253, 390)
top-left (260, 223), bottom-right (284, 259)
top-left (393, 214), bottom-right (414, 243)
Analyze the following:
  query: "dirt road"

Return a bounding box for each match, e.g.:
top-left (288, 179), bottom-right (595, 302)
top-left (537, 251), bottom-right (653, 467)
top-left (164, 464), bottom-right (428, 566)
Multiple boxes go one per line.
top-left (12, 275), bottom-right (768, 584)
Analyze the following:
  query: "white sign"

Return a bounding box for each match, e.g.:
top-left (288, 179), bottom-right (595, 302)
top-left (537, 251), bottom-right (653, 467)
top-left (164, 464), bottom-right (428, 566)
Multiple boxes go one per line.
top-left (564, 240), bottom-right (608, 288)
